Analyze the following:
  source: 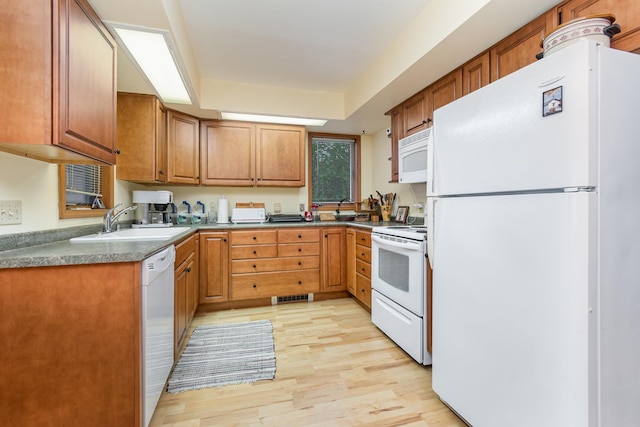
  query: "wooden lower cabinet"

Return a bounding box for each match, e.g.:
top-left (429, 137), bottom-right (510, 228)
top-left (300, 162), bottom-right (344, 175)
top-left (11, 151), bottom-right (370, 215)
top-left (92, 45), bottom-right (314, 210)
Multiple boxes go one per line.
top-left (321, 227), bottom-right (347, 292)
top-left (348, 228), bottom-right (372, 309)
top-left (199, 231), bottom-right (229, 304)
top-left (0, 263), bottom-right (142, 426)
top-left (230, 228), bottom-right (321, 301)
top-left (346, 228), bottom-right (357, 294)
top-left (174, 234), bottom-right (199, 356)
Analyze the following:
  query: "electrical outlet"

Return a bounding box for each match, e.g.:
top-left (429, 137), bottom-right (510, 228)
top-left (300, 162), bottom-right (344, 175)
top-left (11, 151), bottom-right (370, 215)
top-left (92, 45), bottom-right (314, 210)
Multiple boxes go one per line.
top-left (274, 203), bottom-right (281, 213)
top-left (0, 200), bottom-right (22, 225)
top-left (299, 203), bottom-right (305, 212)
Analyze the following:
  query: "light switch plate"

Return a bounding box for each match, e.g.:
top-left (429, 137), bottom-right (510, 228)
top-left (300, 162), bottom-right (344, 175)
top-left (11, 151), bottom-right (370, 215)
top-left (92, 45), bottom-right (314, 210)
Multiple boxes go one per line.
top-left (274, 203), bottom-right (281, 213)
top-left (299, 203), bottom-right (305, 212)
top-left (0, 200), bottom-right (22, 225)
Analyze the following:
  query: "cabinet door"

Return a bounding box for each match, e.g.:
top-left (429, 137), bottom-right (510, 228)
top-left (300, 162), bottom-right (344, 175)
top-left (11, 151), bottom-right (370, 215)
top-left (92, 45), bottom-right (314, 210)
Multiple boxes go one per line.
top-left (556, 0), bottom-right (640, 53)
top-left (346, 228), bottom-right (356, 295)
top-left (427, 68), bottom-right (463, 121)
top-left (201, 120), bottom-right (255, 186)
top-left (490, 12), bottom-right (554, 81)
top-left (199, 232), bottom-right (229, 303)
top-left (174, 255), bottom-right (190, 356)
top-left (256, 124), bottom-right (305, 187)
top-left (58, 0), bottom-right (116, 164)
top-left (386, 106), bottom-right (402, 183)
top-left (321, 228), bottom-right (346, 292)
top-left (167, 110), bottom-right (200, 184)
top-left (402, 90), bottom-right (429, 136)
top-left (462, 52), bottom-right (490, 96)
top-left (116, 93), bottom-right (167, 182)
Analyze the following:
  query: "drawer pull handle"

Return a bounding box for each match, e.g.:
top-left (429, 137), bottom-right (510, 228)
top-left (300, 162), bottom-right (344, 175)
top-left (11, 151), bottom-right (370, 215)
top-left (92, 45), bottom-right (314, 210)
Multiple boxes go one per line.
top-left (298, 234), bottom-right (302, 238)
top-left (253, 236), bottom-right (257, 240)
top-left (253, 250), bottom-right (257, 255)
top-left (361, 253), bottom-right (365, 257)
top-left (298, 262), bottom-right (302, 266)
top-left (298, 248), bottom-right (302, 252)
top-left (253, 264), bottom-right (257, 269)
top-left (361, 268), bottom-right (365, 272)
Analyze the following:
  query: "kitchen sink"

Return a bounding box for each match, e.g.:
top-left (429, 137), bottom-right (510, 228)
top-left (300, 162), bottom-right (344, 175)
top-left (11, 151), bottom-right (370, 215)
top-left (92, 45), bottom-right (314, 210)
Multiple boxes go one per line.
top-left (334, 215), bottom-right (355, 222)
top-left (70, 227), bottom-right (191, 242)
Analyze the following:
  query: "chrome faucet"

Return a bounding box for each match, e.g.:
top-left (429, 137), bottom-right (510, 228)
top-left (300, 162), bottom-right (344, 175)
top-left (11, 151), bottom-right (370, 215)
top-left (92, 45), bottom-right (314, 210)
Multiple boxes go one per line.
top-left (336, 198), bottom-right (352, 215)
top-left (103, 204), bottom-right (137, 232)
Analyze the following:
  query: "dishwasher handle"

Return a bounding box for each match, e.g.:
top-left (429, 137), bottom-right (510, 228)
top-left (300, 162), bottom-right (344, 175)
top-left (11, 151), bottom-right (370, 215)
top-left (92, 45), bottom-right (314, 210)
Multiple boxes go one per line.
top-left (142, 245), bottom-right (176, 285)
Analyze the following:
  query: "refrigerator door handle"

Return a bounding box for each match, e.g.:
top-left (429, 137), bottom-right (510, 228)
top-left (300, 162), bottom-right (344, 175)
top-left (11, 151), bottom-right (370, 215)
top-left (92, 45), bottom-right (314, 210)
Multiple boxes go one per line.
top-left (427, 124), bottom-right (435, 196)
top-left (426, 198), bottom-right (436, 266)
top-left (538, 75), bottom-right (564, 87)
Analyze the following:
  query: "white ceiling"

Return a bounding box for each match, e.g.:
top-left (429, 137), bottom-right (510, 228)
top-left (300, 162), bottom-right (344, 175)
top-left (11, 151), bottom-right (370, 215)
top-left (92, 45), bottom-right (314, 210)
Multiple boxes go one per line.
top-left (88, 0), bottom-right (560, 135)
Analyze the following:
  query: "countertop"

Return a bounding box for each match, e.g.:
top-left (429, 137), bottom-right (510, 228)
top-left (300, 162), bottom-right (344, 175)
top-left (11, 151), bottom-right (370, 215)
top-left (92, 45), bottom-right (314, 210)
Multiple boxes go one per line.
top-left (0, 221), bottom-right (384, 269)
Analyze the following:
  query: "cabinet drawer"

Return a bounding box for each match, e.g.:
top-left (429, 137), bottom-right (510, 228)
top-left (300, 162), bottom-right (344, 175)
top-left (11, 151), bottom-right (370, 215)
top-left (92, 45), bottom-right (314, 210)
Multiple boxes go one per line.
top-left (231, 244), bottom-right (278, 260)
top-left (355, 273), bottom-right (371, 308)
top-left (175, 234), bottom-right (195, 266)
top-left (356, 259), bottom-right (371, 279)
top-left (231, 230), bottom-right (277, 245)
top-left (355, 230), bottom-right (371, 247)
top-left (356, 244), bottom-right (371, 263)
top-left (231, 270), bottom-right (320, 300)
top-left (278, 242), bottom-right (320, 257)
top-left (278, 228), bottom-right (320, 243)
top-left (231, 256), bottom-right (320, 273)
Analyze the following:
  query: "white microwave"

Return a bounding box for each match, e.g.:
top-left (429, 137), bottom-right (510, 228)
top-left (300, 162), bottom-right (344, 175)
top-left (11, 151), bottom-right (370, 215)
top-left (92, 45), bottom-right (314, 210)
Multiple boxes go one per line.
top-left (398, 127), bottom-right (431, 183)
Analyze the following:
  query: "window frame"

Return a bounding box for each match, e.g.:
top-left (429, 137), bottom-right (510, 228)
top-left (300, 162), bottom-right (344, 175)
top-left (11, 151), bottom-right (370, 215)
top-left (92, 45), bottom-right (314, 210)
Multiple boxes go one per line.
top-left (307, 132), bottom-right (361, 213)
top-left (58, 164), bottom-right (114, 219)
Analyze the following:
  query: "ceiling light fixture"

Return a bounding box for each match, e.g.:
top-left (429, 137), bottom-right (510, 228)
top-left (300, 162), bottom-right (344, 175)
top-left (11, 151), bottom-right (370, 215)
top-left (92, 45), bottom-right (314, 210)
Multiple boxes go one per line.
top-left (220, 112), bottom-right (327, 127)
top-left (108, 23), bottom-right (193, 105)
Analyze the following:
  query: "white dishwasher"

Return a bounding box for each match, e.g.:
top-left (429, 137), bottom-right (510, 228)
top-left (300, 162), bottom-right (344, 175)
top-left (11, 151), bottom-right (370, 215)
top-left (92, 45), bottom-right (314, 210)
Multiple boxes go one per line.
top-left (141, 245), bottom-right (175, 427)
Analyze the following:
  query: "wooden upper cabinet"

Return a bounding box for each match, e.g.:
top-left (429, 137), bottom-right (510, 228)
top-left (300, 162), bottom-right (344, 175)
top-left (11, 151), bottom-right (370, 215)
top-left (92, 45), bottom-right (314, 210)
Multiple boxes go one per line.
top-left (255, 123), bottom-right (305, 187)
top-left (201, 121), bottom-right (255, 186)
top-left (386, 106), bottom-right (402, 183)
top-left (462, 51), bottom-right (491, 96)
top-left (555, 0), bottom-right (640, 53)
top-left (167, 110), bottom-right (200, 184)
top-left (116, 93), bottom-right (167, 183)
top-left (402, 90), bottom-right (429, 136)
top-left (0, 0), bottom-right (116, 164)
top-left (427, 68), bottom-right (463, 121)
top-left (201, 121), bottom-right (305, 187)
top-left (490, 12), bottom-right (554, 82)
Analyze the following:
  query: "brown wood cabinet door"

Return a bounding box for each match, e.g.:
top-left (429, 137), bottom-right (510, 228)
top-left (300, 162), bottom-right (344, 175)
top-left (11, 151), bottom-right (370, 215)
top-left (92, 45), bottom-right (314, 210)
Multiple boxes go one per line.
top-left (402, 90), bottom-right (429, 136)
top-left (462, 52), bottom-right (491, 96)
top-left (115, 93), bottom-right (167, 182)
top-left (321, 227), bottom-right (346, 292)
top-left (556, 0), bottom-right (640, 53)
top-left (387, 106), bottom-right (402, 183)
top-left (200, 232), bottom-right (229, 303)
top-left (174, 256), bottom-right (190, 356)
top-left (58, 0), bottom-right (116, 164)
top-left (200, 120), bottom-right (255, 186)
top-left (346, 228), bottom-right (356, 295)
top-left (490, 12), bottom-right (554, 81)
top-left (427, 68), bottom-right (463, 121)
top-left (167, 110), bottom-right (200, 184)
top-left (256, 123), bottom-right (306, 187)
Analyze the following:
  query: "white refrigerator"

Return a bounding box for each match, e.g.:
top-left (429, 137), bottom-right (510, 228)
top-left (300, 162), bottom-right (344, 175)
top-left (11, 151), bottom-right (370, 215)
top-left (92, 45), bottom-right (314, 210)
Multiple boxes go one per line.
top-left (426, 39), bottom-right (640, 427)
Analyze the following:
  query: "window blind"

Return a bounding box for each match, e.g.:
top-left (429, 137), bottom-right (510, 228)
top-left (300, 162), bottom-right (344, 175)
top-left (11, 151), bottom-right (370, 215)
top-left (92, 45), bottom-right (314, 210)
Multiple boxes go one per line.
top-left (65, 164), bottom-right (103, 207)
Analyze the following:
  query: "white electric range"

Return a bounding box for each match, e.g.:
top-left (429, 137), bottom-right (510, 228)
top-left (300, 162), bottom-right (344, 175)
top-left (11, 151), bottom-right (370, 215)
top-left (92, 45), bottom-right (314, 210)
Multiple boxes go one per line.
top-left (370, 224), bottom-right (431, 365)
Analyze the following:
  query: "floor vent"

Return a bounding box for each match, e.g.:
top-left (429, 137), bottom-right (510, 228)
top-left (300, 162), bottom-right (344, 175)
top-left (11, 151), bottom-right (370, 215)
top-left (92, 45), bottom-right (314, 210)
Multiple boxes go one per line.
top-left (271, 293), bottom-right (314, 305)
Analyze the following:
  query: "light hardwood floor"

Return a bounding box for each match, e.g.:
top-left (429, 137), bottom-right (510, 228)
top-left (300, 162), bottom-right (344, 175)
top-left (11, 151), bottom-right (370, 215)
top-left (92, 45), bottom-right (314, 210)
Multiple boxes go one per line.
top-left (151, 298), bottom-right (466, 427)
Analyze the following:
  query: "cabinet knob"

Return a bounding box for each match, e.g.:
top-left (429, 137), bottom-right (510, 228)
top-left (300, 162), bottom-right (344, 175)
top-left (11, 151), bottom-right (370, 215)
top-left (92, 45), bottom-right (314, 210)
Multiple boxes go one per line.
top-left (298, 248), bottom-right (302, 252)
top-left (223, 238), bottom-right (227, 242)
top-left (253, 284), bottom-right (257, 288)
top-left (253, 250), bottom-right (257, 255)
top-left (298, 280), bottom-right (302, 285)
top-left (298, 262), bottom-right (302, 266)
top-left (361, 268), bottom-right (365, 272)
top-left (115, 148), bottom-right (121, 155)
top-left (252, 264), bottom-right (257, 269)
top-left (158, 170), bottom-right (165, 175)
top-left (361, 253), bottom-right (365, 257)
top-left (253, 236), bottom-right (257, 240)
top-left (186, 267), bottom-right (192, 273)
top-left (298, 234), bottom-right (302, 238)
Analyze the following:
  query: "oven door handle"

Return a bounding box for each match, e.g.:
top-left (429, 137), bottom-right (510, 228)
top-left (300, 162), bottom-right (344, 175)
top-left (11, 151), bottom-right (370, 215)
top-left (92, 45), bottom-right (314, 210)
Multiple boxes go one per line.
top-left (372, 235), bottom-right (422, 251)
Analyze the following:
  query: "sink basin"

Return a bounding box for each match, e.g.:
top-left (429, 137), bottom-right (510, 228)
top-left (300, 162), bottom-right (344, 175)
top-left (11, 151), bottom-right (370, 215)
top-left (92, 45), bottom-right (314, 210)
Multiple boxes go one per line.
top-left (70, 227), bottom-right (190, 242)
top-left (334, 215), bottom-right (355, 222)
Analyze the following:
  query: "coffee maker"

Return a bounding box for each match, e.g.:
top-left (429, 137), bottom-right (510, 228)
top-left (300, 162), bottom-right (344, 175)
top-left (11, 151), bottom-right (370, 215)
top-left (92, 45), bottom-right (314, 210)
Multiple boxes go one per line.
top-left (132, 190), bottom-right (174, 228)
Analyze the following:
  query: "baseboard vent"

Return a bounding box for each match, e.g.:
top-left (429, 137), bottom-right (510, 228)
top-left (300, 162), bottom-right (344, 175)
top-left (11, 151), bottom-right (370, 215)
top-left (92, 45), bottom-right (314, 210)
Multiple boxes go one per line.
top-left (271, 293), bottom-right (314, 305)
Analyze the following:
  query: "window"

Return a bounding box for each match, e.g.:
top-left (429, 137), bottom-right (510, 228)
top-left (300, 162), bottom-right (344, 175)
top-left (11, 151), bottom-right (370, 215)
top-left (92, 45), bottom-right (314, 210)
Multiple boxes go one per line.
top-left (308, 132), bottom-right (360, 211)
top-left (58, 164), bottom-right (114, 219)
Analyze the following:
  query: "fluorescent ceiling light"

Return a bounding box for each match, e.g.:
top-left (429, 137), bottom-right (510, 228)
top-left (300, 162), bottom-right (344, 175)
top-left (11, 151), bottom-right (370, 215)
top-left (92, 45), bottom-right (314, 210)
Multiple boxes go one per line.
top-left (221, 112), bottom-right (327, 127)
top-left (111, 25), bottom-right (192, 105)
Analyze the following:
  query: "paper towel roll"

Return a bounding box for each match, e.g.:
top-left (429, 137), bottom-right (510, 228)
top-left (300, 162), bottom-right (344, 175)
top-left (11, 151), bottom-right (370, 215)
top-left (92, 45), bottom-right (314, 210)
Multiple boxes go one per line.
top-left (217, 196), bottom-right (229, 223)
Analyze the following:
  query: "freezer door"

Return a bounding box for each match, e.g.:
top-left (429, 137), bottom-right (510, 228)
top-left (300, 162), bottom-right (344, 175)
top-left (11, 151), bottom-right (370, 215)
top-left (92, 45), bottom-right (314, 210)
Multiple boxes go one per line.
top-left (430, 40), bottom-right (598, 197)
top-left (431, 192), bottom-right (597, 427)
